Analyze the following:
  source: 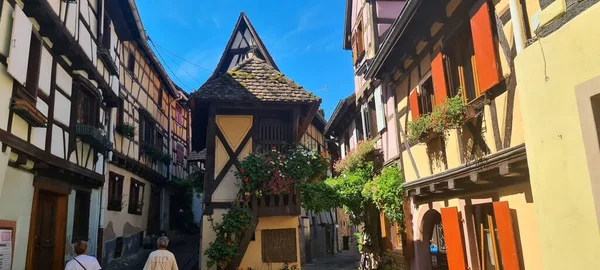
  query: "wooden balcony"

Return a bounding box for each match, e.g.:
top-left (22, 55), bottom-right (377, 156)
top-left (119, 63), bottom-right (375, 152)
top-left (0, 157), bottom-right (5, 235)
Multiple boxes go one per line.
top-left (254, 188), bottom-right (301, 217)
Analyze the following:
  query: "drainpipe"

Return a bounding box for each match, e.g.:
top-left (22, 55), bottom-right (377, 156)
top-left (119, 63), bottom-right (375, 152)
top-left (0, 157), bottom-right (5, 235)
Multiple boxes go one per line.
top-left (509, 0), bottom-right (526, 54)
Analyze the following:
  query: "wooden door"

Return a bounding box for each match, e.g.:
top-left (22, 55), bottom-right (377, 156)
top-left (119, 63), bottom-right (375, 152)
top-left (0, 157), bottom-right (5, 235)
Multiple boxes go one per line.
top-left (32, 191), bottom-right (58, 270)
top-left (147, 186), bottom-right (161, 233)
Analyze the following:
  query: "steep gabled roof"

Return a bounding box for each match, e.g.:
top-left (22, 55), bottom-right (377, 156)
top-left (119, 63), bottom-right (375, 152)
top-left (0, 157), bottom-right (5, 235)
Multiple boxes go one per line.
top-left (193, 57), bottom-right (319, 103)
top-left (209, 12), bottom-right (278, 80)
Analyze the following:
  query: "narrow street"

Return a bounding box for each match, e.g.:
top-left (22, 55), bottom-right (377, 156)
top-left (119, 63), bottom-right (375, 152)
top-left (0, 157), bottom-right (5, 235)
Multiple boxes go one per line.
top-left (303, 250), bottom-right (360, 270)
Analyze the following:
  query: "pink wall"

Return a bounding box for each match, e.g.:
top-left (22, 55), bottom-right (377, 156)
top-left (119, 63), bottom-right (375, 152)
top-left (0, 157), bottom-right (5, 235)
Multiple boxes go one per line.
top-left (376, 1), bottom-right (405, 19)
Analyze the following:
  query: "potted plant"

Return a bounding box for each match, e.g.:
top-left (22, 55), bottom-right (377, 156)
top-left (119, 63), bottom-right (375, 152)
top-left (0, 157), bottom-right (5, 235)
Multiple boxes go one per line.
top-left (116, 122), bottom-right (136, 139)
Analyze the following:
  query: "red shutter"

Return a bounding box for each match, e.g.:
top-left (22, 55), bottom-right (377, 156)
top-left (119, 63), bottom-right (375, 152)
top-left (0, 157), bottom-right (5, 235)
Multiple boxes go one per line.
top-left (409, 90), bottom-right (420, 121)
top-left (470, 0), bottom-right (501, 93)
top-left (440, 207), bottom-right (467, 270)
top-left (493, 202), bottom-right (521, 270)
top-left (431, 52), bottom-right (448, 105)
top-left (176, 144), bottom-right (184, 163)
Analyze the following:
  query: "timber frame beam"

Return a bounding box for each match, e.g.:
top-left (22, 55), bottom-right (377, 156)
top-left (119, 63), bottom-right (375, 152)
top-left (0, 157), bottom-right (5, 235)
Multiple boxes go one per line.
top-left (405, 144), bottom-right (528, 205)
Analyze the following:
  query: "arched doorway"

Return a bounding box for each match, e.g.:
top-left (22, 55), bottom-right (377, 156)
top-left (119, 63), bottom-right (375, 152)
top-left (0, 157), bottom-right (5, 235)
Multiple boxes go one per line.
top-left (421, 209), bottom-right (448, 270)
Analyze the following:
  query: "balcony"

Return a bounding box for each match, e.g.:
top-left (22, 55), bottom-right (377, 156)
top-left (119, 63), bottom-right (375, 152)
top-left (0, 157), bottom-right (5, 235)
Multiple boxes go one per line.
top-left (75, 124), bottom-right (112, 152)
top-left (254, 188), bottom-right (301, 217)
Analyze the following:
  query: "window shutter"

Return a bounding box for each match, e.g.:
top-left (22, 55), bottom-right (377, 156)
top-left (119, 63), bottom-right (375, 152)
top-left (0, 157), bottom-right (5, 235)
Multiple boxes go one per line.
top-left (431, 52), bottom-right (448, 105)
top-left (374, 85), bottom-right (386, 132)
top-left (492, 201), bottom-right (521, 270)
top-left (8, 5), bottom-right (32, 85)
top-left (351, 34), bottom-right (357, 63)
top-left (379, 212), bottom-right (387, 238)
top-left (470, 0), bottom-right (501, 93)
top-left (409, 89), bottom-right (420, 121)
top-left (440, 207), bottom-right (467, 270)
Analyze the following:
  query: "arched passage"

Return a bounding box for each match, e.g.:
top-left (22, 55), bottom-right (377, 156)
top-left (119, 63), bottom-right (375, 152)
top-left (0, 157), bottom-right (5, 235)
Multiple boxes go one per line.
top-left (417, 209), bottom-right (448, 270)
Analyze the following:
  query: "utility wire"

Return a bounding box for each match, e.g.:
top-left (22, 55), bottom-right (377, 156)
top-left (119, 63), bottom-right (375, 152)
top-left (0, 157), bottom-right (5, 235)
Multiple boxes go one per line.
top-left (156, 45), bottom-right (205, 86)
top-left (147, 36), bottom-right (192, 91)
top-left (152, 42), bottom-right (212, 72)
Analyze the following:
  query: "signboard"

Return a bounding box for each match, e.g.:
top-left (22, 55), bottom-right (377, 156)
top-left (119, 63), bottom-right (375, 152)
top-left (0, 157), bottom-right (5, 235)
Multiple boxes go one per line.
top-left (0, 229), bottom-right (12, 270)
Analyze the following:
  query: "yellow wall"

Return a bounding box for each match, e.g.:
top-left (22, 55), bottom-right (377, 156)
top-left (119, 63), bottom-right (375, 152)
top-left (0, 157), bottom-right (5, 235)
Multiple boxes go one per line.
top-left (413, 183), bottom-right (540, 270)
top-left (515, 3), bottom-right (600, 269)
top-left (0, 166), bottom-right (34, 270)
top-left (103, 164), bottom-right (152, 240)
top-left (239, 216), bottom-right (301, 270)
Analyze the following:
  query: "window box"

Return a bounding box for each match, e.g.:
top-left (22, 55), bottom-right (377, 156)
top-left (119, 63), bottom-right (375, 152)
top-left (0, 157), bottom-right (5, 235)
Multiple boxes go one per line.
top-left (10, 97), bottom-right (47, 127)
top-left (75, 123), bottom-right (112, 152)
top-left (98, 48), bottom-right (119, 76)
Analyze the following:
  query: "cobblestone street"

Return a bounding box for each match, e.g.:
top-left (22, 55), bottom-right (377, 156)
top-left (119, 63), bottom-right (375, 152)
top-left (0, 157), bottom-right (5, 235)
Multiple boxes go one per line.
top-left (303, 249), bottom-right (360, 270)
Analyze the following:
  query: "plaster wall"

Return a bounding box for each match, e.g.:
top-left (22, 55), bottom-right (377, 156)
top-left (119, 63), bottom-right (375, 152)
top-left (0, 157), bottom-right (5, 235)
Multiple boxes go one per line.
top-left (515, 3), bottom-right (600, 269)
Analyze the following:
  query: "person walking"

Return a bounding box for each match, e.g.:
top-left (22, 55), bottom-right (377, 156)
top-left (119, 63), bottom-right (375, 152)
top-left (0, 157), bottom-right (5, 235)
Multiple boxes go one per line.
top-left (143, 236), bottom-right (179, 270)
top-left (64, 241), bottom-right (102, 270)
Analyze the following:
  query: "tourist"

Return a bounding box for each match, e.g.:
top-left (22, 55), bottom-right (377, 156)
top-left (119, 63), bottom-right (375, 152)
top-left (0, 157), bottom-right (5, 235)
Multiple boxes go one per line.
top-left (143, 236), bottom-right (179, 270)
top-left (64, 241), bottom-right (102, 270)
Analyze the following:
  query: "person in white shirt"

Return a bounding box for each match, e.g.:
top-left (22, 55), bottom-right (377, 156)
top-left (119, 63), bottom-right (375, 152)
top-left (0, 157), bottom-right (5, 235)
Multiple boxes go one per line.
top-left (65, 240), bottom-right (102, 270)
top-left (143, 236), bottom-right (179, 270)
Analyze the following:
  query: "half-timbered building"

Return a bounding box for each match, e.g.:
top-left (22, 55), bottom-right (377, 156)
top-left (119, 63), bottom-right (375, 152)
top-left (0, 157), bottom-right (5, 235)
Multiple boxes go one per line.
top-left (0, 0), bottom-right (118, 268)
top-left (192, 12), bottom-right (322, 270)
top-left (358, 0), bottom-right (540, 269)
top-left (101, 0), bottom-right (190, 266)
top-left (0, 0), bottom-right (190, 269)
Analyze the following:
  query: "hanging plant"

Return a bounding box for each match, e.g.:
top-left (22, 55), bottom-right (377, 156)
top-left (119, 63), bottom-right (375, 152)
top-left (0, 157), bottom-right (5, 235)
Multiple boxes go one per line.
top-left (407, 95), bottom-right (467, 143)
top-left (116, 122), bottom-right (136, 139)
top-left (205, 207), bottom-right (252, 268)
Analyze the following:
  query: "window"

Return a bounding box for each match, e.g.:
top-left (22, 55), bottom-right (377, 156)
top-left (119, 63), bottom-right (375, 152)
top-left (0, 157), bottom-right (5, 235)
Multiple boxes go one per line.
top-left (355, 114), bottom-right (364, 141)
top-left (24, 32), bottom-right (42, 99)
top-left (128, 179), bottom-right (145, 215)
top-left (474, 204), bottom-right (501, 269)
top-left (419, 75), bottom-right (434, 115)
top-left (445, 25), bottom-right (479, 102)
top-left (102, 16), bottom-right (111, 50)
top-left (140, 115), bottom-right (155, 145)
top-left (72, 190), bottom-right (91, 243)
top-left (128, 52), bottom-right (135, 75)
top-left (114, 237), bottom-right (123, 258)
top-left (107, 172), bottom-right (124, 211)
top-left (176, 105), bottom-right (184, 125)
top-left (156, 132), bottom-right (164, 149)
top-left (176, 144), bottom-right (184, 164)
top-left (74, 84), bottom-right (99, 126)
top-left (362, 100), bottom-right (378, 139)
top-left (352, 20), bottom-right (365, 65)
top-left (117, 97), bottom-right (125, 126)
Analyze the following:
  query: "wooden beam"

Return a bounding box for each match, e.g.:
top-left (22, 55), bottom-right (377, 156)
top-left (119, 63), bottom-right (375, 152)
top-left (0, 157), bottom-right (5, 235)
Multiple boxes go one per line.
top-left (295, 103), bottom-right (319, 143)
top-left (469, 172), bottom-right (490, 184)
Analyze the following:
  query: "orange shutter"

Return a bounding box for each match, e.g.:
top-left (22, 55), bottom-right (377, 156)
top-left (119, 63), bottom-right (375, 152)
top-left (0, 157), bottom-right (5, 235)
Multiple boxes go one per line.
top-left (380, 212), bottom-right (387, 238)
top-left (431, 52), bottom-right (448, 105)
top-left (493, 202), bottom-right (521, 270)
top-left (470, 0), bottom-right (501, 93)
top-left (409, 90), bottom-right (419, 121)
top-left (441, 207), bottom-right (467, 270)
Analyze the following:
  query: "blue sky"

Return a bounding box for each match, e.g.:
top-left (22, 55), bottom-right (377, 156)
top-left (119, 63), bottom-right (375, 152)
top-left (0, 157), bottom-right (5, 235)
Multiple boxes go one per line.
top-left (137, 0), bottom-right (355, 120)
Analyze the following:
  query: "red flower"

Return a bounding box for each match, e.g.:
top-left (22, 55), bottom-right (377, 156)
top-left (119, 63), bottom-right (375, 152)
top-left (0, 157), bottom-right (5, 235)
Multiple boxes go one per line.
top-left (227, 242), bottom-right (232, 246)
top-left (321, 151), bottom-right (327, 157)
top-left (243, 177), bottom-right (249, 183)
top-left (240, 168), bottom-right (245, 174)
top-left (239, 215), bottom-right (244, 219)
top-left (272, 146), bottom-right (277, 150)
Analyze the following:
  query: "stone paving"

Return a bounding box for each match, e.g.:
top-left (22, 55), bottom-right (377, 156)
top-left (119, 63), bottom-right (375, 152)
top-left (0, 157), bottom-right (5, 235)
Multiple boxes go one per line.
top-left (303, 249), bottom-right (360, 270)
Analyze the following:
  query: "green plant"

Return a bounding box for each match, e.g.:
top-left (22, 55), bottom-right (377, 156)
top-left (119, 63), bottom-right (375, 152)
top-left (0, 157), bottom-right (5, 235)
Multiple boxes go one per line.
top-left (407, 95), bottom-right (467, 143)
top-left (333, 140), bottom-right (375, 173)
top-left (363, 165), bottom-right (405, 227)
top-left (142, 143), bottom-right (171, 165)
top-left (236, 145), bottom-right (329, 196)
top-left (205, 207), bottom-right (252, 268)
top-left (116, 122), bottom-right (136, 139)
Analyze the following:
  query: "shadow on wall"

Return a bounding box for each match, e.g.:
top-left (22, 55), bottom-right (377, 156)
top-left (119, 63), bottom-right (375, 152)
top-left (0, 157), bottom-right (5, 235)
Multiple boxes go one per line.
top-left (102, 221), bottom-right (145, 266)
